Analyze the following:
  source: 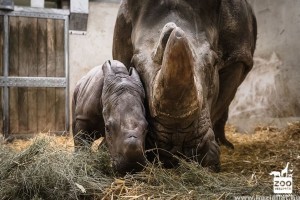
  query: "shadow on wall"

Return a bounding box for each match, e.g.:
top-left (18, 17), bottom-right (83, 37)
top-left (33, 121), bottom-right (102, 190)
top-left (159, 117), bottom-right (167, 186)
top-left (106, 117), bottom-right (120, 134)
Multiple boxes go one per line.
top-left (228, 0), bottom-right (300, 132)
top-left (229, 53), bottom-right (300, 132)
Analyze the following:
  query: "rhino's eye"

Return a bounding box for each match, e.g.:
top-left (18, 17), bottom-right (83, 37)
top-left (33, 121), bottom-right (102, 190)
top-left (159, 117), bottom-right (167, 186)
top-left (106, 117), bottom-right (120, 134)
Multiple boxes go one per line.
top-left (105, 122), bottom-right (112, 134)
top-left (105, 124), bottom-right (110, 134)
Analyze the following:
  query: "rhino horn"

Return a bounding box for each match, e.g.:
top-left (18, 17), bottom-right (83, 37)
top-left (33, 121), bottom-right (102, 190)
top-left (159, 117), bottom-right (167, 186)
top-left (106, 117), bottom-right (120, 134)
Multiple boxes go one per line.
top-left (102, 60), bottom-right (115, 76)
top-left (152, 27), bottom-right (201, 119)
top-left (152, 22), bottom-right (177, 65)
top-left (129, 67), bottom-right (142, 83)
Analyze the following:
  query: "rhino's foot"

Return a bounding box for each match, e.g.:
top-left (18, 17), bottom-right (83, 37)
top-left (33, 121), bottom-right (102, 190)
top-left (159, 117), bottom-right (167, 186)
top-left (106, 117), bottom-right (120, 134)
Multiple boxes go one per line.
top-left (216, 136), bottom-right (234, 150)
top-left (196, 128), bottom-right (221, 172)
top-left (213, 108), bottom-right (235, 149)
top-left (213, 120), bottom-right (235, 149)
top-left (201, 140), bottom-right (221, 172)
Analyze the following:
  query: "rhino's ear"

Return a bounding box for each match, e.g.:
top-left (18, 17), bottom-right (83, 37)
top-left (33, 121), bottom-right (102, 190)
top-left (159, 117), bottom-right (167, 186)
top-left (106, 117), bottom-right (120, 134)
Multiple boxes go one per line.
top-left (102, 60), bottom-right (115, 76)
top-left (129, 67), bottom-right (142, 83)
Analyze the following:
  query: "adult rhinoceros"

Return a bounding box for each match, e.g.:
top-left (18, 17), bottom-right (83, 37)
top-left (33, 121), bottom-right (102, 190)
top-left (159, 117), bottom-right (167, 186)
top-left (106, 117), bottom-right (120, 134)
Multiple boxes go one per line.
top-left (113, 0), bottom-right (257, 171)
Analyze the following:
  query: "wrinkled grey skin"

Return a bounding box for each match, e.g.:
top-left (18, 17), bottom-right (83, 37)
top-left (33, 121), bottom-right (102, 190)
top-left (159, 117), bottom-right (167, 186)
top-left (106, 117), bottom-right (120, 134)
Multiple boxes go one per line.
top-left (72, 60), bottom-right (148, 173)
top-left (113, 0), bottom-right (257, 171)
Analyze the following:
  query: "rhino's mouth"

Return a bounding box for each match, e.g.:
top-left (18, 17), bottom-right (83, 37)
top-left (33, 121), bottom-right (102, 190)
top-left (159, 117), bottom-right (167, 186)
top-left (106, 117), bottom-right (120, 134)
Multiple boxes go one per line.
top-left (112, 155), bottom-right (146, 174)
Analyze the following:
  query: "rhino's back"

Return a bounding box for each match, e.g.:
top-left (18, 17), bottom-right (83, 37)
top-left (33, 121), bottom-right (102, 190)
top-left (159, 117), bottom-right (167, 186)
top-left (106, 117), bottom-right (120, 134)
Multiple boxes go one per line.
top-left (73, 66), bottom-right (104, 120)
top-left (218, 0), bottom-right (257, 69)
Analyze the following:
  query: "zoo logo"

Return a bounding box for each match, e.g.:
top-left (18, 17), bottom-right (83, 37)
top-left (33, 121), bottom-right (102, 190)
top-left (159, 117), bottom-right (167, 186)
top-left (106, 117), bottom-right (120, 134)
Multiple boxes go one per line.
top-left (269, 162), bottom-right (293, 194)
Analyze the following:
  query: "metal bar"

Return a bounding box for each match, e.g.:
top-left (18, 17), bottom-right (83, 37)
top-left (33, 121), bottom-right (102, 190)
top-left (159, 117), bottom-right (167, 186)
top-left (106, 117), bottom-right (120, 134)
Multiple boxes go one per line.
top-left (0, 77), bottom-right (67, 87)
top-left (2, 15), bottom-right (9, 137)
top-left (64, 16), bottom-right (70, 132)
top-left (0, 6), bottom-right (69, 19)
top-left (0, 6), bottom-right (69, 15)
top-left (2, 12), bottom-right (67, 19)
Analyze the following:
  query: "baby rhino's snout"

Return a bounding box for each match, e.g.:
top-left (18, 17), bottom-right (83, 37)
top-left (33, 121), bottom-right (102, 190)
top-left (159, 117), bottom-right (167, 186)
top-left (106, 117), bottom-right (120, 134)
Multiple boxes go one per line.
top-left (114, 135), bottom-right (146, 173)
top-left (123, 135), bottom-right (145, 162)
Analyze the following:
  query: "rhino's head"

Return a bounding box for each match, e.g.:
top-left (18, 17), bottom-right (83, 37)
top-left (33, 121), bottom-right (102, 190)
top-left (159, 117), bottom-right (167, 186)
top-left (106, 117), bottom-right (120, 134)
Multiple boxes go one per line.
top-left (133, 22), bottom-right (219, 127)
top-left (102, 60), bottom-right (147, 173)
top-left (131, 22), bottom-right (220, 168)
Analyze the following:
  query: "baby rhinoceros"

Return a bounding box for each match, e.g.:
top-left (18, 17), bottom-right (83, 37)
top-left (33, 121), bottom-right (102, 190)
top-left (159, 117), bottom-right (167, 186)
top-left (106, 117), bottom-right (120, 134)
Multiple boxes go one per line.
top-left (72, 60), bottom-right (148, 173)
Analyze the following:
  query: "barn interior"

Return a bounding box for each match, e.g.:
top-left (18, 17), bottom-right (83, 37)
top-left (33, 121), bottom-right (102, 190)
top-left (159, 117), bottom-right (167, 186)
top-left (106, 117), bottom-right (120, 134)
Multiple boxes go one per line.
top-left (0, 0), bottom-right (299, 199)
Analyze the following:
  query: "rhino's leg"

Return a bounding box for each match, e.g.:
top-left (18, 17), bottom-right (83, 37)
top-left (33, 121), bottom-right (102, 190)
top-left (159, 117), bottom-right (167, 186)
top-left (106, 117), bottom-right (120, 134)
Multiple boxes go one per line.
top-left (73, 119), bottom-right (103, 151)
top-left (213, 108), bottom-right (234, 149)
top-left (200, 128), bottom-right (221, 172)
top-left (177, 108), bottom-right (221, 172)
top-left (212, 62), bottom-right (249, 149)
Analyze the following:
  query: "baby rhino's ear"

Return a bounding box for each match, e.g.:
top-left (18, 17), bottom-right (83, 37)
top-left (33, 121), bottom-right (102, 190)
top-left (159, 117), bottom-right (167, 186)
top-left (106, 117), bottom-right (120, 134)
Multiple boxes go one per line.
top-left (129, 67), bottom-right (142, 84)
top-left (102, 60), bottom-right (115, 77)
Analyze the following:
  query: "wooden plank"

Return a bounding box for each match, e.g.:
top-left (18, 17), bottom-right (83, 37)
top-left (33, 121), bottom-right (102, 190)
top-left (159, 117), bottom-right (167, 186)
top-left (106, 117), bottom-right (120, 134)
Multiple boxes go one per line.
top-left (18, 17), bottom-right (31, 133)
top-left (55, 19), bottom-right (65, 77)
top-left (37, 18), bottom-right (47, 133)
top-left (46, 19), bottom-right (56, 132)
top-left (9, 87), bottom-right (18, 134)
top-left (27, 17), bottom-right (38, 133)
top-left (9, 17), bottom-right (19, 134)
top-left (55, 19), bottom-right (65, 131)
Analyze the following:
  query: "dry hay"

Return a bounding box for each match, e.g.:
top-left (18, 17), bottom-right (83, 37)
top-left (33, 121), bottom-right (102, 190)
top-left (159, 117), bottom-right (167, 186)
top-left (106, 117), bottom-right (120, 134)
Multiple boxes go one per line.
top-left (0, 122), bottom-right (299, 200)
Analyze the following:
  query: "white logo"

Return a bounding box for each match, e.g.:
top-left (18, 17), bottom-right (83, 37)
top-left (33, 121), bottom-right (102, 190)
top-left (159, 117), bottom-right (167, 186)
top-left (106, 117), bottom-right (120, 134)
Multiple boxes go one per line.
top-left (269, 162), bottom-right (293, 194)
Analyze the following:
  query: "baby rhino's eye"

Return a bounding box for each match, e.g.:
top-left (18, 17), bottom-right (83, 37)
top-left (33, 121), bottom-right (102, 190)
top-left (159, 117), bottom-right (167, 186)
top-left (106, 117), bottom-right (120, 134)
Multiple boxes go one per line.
top-left (105, 125), bottom-right (109, 133)
top-left (105, 121), bottom-right (112, 134)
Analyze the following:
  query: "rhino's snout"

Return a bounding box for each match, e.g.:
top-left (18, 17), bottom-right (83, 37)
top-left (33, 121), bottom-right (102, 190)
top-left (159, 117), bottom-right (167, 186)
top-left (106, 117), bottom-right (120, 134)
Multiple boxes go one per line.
top-left (113, 136), bottom-right (146, 174)
top-left (109, 130), bottom-right (147, 174)
top-left (123, 136), bottom-right (144, 160)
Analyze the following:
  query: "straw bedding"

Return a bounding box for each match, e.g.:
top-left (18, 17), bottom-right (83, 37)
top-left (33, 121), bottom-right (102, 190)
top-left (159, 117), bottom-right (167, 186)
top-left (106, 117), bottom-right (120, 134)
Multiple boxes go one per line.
top-left (0, 122), bottom-right (299, 199)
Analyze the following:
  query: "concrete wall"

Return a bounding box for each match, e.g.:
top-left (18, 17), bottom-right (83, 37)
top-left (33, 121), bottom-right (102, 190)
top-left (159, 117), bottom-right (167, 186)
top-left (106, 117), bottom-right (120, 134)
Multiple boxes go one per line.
top-left (69, 1), bottom-right (300, 132)
top-left (69, 2), bottom-right (119, 97)
top-left (228, 0), bottom-right (300, 132)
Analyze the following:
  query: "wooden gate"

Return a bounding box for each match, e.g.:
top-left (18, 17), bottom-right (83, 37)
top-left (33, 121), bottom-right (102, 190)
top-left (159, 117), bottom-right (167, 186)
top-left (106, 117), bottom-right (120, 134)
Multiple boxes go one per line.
top-left (0, 7), bottom-right (69, 137)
